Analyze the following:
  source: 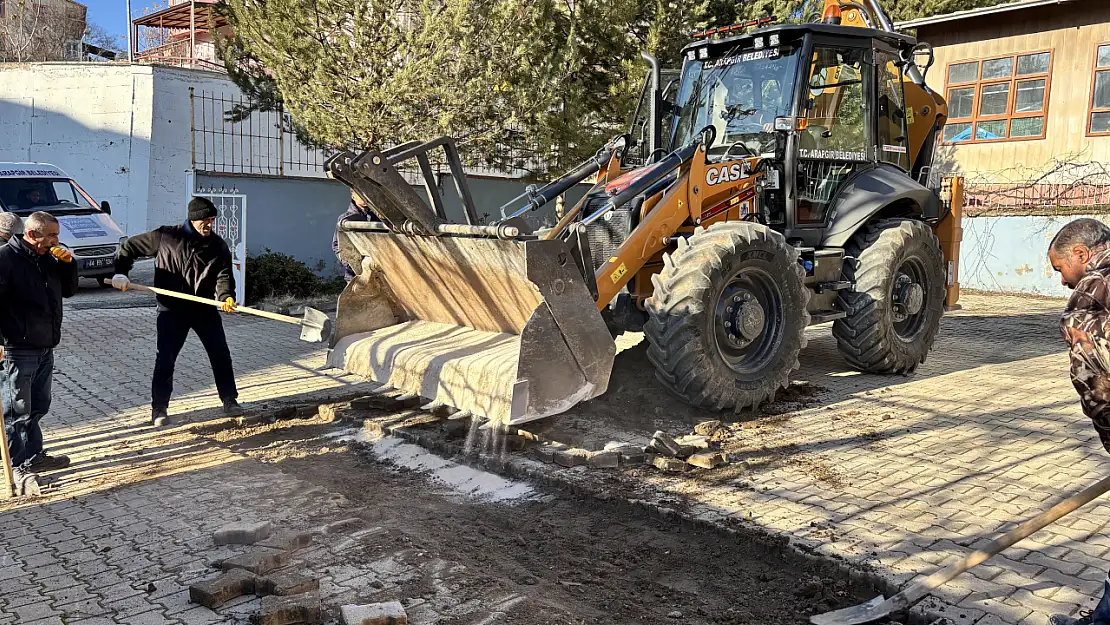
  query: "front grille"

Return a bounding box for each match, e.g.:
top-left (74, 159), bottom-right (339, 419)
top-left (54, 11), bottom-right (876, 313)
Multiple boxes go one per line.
top-left (73, 245), bottom-right (117, 258)
top-left (584, 204), bottom-right (634, 273)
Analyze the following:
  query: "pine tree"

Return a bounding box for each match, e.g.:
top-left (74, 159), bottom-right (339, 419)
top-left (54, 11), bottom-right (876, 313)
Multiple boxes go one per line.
top-left (217, 0), bottom-right (1012, 177)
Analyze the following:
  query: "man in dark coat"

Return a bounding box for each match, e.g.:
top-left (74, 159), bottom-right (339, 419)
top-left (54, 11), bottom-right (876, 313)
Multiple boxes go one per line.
top-left (333, 190), bottom-right (376, 282)
top-left (111, 197), bottom-right (243, 426)
top-left (0, 211), bottom-right (78, 488)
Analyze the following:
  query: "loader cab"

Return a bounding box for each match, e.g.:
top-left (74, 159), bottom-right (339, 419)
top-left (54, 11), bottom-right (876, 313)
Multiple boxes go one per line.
top-left (668, 24), bottom-right (931, 245)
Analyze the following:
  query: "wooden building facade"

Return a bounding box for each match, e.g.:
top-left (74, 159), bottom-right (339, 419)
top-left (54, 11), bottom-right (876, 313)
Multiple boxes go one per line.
top-left (899, 0), bottom-right (1110, 209)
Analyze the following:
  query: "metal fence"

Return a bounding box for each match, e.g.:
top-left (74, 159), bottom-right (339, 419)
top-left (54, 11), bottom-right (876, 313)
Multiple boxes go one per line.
top-left (189, 87), bottom-right (544, 183)
top-left (189, 88), bottom-right (328, 178)
top-left (964, 183), bottom-right (1110, 210)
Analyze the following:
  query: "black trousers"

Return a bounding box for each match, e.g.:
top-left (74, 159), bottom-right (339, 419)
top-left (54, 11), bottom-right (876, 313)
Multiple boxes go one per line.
top-left (152, 308), bottom-right (238, 410)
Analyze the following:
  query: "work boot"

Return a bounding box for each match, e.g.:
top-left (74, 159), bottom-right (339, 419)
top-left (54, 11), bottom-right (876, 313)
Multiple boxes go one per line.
top-left (223, 399), bottom-right (244, 417)
top-left (1050, 611), bottom-right (1093, 625)
top-left (11, 466), bottom-right (41, 497)
top-left (26, 452), bottom-right (70, 472)
top-left (152, 407), bottom-right (170, 427)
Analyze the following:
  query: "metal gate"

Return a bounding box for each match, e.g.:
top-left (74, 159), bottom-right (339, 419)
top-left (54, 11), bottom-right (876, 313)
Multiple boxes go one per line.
top-left (185, 172), bottom-right (247, 304)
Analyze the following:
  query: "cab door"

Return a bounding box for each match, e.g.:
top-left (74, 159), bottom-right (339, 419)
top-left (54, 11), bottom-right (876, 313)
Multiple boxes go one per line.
top-left (794, 45), bottom-right (872, 227)
top-left (874, 45), bottom-right (910, 172)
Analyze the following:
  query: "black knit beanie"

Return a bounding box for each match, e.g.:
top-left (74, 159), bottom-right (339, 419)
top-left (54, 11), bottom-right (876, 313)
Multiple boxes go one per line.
top-left (188, 197), bottom-right (217, 221)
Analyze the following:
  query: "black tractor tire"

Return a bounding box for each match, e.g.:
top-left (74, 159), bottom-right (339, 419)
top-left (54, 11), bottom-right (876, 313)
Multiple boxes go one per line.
top-left (644, 222), bottom-right (810, 411)
top-left (833, 218), bottom-right (945, 374)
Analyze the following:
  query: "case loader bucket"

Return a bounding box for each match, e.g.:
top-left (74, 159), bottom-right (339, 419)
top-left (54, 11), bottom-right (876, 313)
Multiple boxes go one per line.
top-left (326, 230), bottom-right (616, 426)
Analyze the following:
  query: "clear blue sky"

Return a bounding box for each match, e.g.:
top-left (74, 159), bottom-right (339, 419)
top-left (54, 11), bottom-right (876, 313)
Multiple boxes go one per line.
top-left (83, 0), bottom-right (144, 42)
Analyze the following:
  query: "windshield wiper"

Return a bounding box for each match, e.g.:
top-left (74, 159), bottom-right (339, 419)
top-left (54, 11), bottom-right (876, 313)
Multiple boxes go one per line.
top-left (811, 79), bottom-right (862, 89)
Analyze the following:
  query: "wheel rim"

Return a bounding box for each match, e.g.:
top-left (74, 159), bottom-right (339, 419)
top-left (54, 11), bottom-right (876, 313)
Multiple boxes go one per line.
top-left (891, 255), bottom-right (929, 341)
top-left (712, 266), bottom-right (784, 376)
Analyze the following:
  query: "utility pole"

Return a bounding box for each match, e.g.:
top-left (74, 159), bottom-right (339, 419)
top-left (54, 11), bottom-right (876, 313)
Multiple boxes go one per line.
top-left (126, 0), bottom-right (134, 62)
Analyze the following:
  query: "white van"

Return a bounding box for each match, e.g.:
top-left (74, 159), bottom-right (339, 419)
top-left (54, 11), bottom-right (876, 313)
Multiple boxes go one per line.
top-left (0, 163), bottom-right (127, 285)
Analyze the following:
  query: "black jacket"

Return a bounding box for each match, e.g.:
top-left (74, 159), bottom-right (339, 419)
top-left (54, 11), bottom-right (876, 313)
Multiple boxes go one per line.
top-left (116, 222), bottom-right (235, 312)
top-left (333, 201), bottom-right (375, 282)
top-left (0, 236), bottom-right (79, 349)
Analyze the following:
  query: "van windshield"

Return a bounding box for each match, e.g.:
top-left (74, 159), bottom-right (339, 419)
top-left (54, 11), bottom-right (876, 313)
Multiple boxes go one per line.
top-left (0, 178), bottom-right (98, 215)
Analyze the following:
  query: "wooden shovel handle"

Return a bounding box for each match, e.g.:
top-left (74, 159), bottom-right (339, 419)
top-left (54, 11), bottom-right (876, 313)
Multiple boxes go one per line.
top-left (126, 283), bottom-right (301, 325)
top-left (0, 417), bottom-right (16, 498)
top-left (891, 472), bottom-right (1110, 609)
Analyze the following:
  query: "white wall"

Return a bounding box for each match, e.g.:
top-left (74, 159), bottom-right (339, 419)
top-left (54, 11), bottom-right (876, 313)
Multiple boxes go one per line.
top-left (148, 68), bottom-right (243, 229)
top-left (0, 63), bottom-right (154, 234)
top-left (0, 62), bottom-right (249, 234)
top-left (959, 214), bottom-right (1107, 299)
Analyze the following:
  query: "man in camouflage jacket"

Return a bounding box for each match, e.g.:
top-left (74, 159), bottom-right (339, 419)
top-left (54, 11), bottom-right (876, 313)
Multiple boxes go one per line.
top-left (1049, 217), bottom-right (1110, 625)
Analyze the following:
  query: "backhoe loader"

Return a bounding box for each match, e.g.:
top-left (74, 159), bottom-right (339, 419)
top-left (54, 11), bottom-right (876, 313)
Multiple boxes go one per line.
top-left (325, 0), bottom-right (964, 426)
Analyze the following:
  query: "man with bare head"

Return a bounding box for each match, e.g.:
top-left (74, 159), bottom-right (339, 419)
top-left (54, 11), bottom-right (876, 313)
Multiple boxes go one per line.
top-left (1049, 217), bottom-right (1110, 625)
top-left (0, 211), bottom-right (78, 492)
top-left (0, 212), bottom-right (22, 243)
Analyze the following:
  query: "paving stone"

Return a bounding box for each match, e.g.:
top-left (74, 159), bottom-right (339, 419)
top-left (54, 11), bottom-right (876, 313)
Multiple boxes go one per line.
top-left (674, 435), bottom-right (710, 449)
top-left (530, 446), bottom-right (555, 463)
top-left (255, 530), bottom-right (314, 552)
top-left (686, 451), bottom-right (727, 469)
top-left (220, 549), bottom-right (289, 575)
top-left (620, 450), bottom-right (648, 466)
top-left (650, 455), bottom-right (686, 473)
top-left (125, 610), bottom-right (181, 624)
top-left (176, 606), bottom-right (223, 625)
top-left (257, 570), bottom-right (319, 596)
top-left (251, 592), bottom-right (323, 625)
top-left (213, 521), bottom-right (274, 546)
top-left (54, 597), bottom-right (110, 619)
top-left (553, 448), bottom-right (590, 468)
top-left (11, 601), bottom-right (61, 622)
top-left (189, 569), bottom-right (259, 608)
top-left (586, 451), bottom-right (620, 469)
top-left (340, 601), bottom-right (409, 625)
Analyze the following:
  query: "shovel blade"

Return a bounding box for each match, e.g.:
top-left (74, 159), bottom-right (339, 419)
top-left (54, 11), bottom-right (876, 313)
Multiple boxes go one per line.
top-left (809, 596), bottom-right (890, 625)
top-left (299, 307), bottom-right (333, 343)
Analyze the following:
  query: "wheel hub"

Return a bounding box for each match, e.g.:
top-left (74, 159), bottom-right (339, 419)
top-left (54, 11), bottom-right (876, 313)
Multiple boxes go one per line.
top-left (723, 292), bottom-right (766, 347)
top-left (892, 274), bottom-right (924, 322)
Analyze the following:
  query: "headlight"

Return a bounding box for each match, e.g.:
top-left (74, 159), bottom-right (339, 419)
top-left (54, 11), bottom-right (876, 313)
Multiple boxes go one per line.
top-left (118, 236), bottom-right (128, 250)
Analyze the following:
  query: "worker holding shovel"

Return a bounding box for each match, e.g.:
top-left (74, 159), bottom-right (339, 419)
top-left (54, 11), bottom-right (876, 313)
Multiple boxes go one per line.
top-left (1048, 218), bottom-right (1110, 625)
top-left (112, 197), bottom-right (243, 427)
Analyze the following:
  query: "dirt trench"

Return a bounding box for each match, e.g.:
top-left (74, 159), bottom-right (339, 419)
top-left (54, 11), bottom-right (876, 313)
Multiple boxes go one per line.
top-left (200, 417), bottom-right (873, 625)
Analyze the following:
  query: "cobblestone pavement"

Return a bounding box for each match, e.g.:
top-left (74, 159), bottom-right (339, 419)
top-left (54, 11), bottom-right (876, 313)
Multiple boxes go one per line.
top-left (2, 291), bottom-right (1104, 625)
top-left (522, 292), bottom-right (1109, 625)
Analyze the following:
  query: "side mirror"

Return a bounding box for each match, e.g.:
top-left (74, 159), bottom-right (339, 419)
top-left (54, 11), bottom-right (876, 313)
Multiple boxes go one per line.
top-left (100, 200), bottom-right (111, 215)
